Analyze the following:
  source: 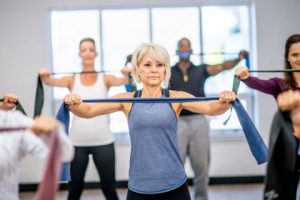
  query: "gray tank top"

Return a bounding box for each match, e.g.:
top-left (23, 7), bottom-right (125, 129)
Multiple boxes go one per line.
top-left (127, 89), bottom-right (187, 194)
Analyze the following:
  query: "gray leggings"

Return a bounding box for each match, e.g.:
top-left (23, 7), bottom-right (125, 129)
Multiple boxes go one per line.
top-left (178, 114), bottom-right (210, 200)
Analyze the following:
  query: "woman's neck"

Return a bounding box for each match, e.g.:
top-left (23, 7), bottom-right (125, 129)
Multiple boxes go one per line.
top-left (141, 86), bottom-right (162, 98)
top-left (82, 64), bottom-right (95, 72)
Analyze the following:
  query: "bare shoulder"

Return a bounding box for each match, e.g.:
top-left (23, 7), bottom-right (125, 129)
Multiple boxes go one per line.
top-left (112, 92), bottom-right (135, 98)
top-left (169, 90), bottom-right (194, 98)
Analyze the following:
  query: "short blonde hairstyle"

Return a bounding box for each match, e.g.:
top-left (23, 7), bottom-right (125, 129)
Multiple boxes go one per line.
top-left (131, 43), bottom-right (171, 87)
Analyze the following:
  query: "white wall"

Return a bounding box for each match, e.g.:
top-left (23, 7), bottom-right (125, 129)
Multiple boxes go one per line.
top-left (0, 0), bottom-right (300, 183)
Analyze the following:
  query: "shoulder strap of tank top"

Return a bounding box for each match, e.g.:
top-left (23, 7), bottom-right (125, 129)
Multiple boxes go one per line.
top-left (134, 90), bottom-right (142, 98)
top-left (134, 89), bottom-right (169, 97)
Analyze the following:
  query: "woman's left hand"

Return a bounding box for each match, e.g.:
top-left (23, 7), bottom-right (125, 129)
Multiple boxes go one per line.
top-left (219, 91), bottom-right (237, 103)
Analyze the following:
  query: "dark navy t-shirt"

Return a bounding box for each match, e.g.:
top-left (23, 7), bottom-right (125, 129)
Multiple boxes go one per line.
top-left (169, 62), bottom-right (209, 115)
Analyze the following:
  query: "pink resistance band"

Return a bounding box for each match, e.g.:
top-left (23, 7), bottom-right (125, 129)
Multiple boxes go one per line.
top-left (36, 129), bottom-right (62, 200)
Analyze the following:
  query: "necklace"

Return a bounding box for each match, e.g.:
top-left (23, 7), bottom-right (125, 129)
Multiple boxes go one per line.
top-left (183, 74), bottom-right (189, 82)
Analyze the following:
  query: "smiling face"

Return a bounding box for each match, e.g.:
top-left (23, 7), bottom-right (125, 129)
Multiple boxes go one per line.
top-left (284, 34), bottom-right (300, 88)
top-left (79, 39), bottom-right (97, 67)
top-left (136, 53), bottom-right (166, 87)
top-left (288, 42), bottom-right (300, 69)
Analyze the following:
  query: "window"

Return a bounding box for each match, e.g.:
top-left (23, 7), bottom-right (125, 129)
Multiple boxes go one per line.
top-left (51, 10), bottom-right (100, 99)
top-left (151, 7), bottom-right (200, 65)
top-left (49, 4), bottom-right (253, 137)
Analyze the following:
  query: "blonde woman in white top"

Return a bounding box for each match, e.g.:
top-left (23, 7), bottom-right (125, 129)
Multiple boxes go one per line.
top-left (39, 38), bottom-right (130, 200)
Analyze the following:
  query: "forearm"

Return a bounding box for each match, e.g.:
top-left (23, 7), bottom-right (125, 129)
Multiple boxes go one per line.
top-left (41, 76), bottom-right (71, 88)
top-left (222, 58), bottom-right (241, 70)
top-left (207, 58), bottom-right (241, 75)
top-left (69, 102), bottom-right (121, 118)
top-left (68, 103), bottom-right (96, 118)
top-left (243, 76), bottom-right (278, 96)
top-left (206, 101), bottom-right (231, 116)
top-left (182, 101), bottom-right (231, 116)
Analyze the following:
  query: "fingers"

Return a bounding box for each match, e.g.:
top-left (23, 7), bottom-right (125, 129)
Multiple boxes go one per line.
top-left (219, 91), bottom-right (237, 103)
top-left (64, 94), bottom-right (82, 107)
top-left (239, 50), bottom-right (249, 59)
top-left (39, 68), bottom-right (51, 78)
top-left (2, 93), bottom-right (18, 110)
top-left (30, 115), bottom-right (59, 135)
top-left (235, 66), bottom-right (250, 80)
top-left (4, 93), bottom-right (18, 104)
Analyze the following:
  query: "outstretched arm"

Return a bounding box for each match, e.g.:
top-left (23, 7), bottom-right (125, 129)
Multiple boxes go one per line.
top-left (64, 93), bottom-right (126, 118)
top-left (206, 50), bottom-right (248, 76)
top-left (104, 67), bottom-right (131, 88)
top-left (235, 66), bottom-right (281, 96)
top-left (172, 91), bottom-right (236, 116)
top-left (39, 68), bottom-right (73, 89)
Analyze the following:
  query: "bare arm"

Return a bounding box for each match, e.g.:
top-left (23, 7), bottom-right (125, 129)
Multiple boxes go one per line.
top-left (104, 67), bottom-right (130, 88)
top-left (207, 50), bottom-right (248, 76)
top-left (39, 68), bottom-right (73, 90)
top-left (171, 91), bottom-right (236, 116)
top-left (64, 93), bottom-right (131, 118)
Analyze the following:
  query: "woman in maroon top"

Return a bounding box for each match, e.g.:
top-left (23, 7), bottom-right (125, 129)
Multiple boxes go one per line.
top-left (236, 34), bottom-right (300, 199)
top-left (235, 34), bottom-right (300, 99)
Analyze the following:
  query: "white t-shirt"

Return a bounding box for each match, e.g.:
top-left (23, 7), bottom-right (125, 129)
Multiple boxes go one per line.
top-left (0, 110), bottom-right (74, 200)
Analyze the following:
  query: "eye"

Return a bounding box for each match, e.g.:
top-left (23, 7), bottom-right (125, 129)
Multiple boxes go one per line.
top-left (144, 63), bottom-right (151, 67)
top-left (291, 53), bottom-right (300, 57)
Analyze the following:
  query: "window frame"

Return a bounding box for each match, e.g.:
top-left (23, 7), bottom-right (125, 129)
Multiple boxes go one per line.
top-left (47, 1), bottom-right (255, 141)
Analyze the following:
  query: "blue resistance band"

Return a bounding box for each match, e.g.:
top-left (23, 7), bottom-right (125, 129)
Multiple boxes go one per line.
top-left (56, 97), bottom-right (267, 181)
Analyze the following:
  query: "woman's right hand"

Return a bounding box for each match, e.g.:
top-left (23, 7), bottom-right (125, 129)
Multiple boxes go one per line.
top-left (39, 68), bottom-right (51, 79)
top-left (235, 66), bottom-right (250, 80)
top-left (64, 94), bottom-right (82, 108)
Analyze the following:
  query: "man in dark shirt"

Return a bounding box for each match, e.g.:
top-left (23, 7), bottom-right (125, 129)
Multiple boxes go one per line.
top-left (169, 37), bottom-right (248, 200)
